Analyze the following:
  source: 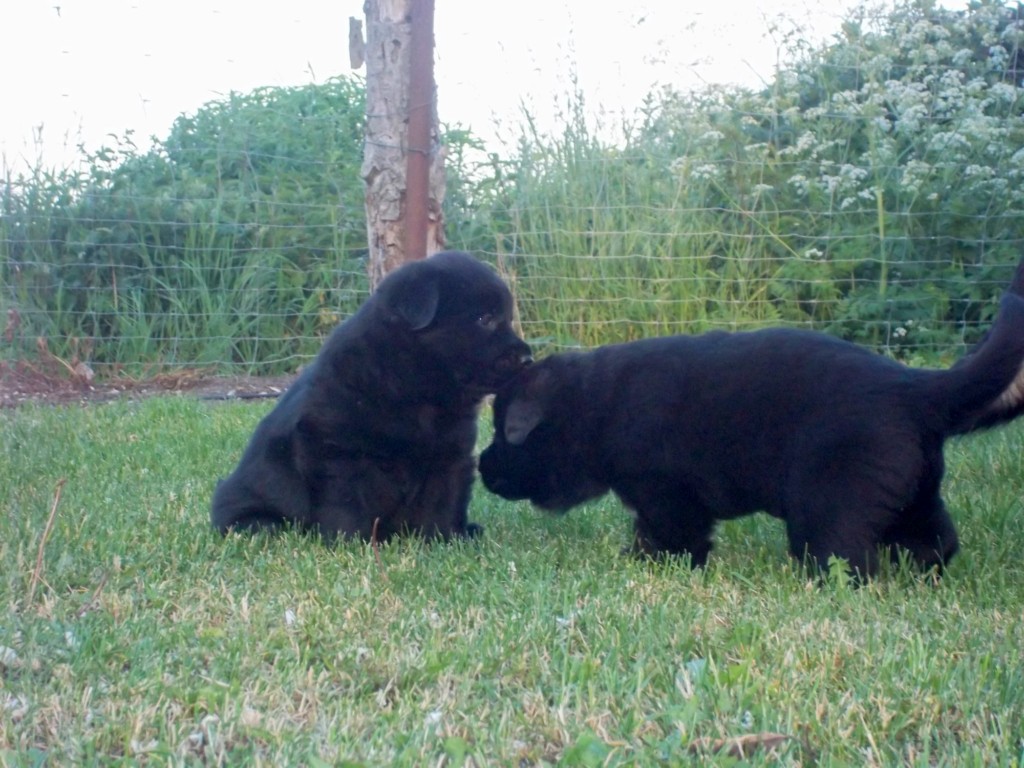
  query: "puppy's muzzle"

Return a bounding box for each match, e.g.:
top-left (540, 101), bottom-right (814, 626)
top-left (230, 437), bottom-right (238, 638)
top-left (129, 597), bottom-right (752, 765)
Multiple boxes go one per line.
top-left (495, 342), bottom-right (533, 374)
top-left (478, 450), bottom-right (517, 497)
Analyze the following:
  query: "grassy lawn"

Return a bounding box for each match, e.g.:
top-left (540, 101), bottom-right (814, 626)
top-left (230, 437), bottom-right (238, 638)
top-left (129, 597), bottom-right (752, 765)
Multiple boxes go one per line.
top-left (1, 396), bottom-right (1023, 766)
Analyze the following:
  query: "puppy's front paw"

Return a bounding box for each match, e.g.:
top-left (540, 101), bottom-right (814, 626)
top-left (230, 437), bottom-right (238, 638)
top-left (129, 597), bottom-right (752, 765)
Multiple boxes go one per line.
top-left (626, 530), bottom-right (710, 568)
top-left (465, 522), bottom-right (484, 539)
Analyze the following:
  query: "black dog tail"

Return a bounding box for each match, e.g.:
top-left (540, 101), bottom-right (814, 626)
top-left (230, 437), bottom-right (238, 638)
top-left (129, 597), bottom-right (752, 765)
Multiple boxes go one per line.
top-left (932, 291), bottom-right (1024, 435)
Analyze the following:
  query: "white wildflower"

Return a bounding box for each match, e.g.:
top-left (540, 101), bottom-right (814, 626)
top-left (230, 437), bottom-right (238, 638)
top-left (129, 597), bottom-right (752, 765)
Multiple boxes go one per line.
top-left (928, 131), bottom-right (971, 156)
top-left (952, 48), bottom-right (975, 67)
top-left (668, 157), bottom-right (688, 175)
top-left (989, 82), bottom-right (1019, 103)
top-left (796, 131), bottom-right (817, 153)
top-left (820, 174), bottom-right (841, 195)
top-left (787, 174), bottom-right (809, 196)
top-left (840, 164), bottom-right (868, 183)
top-left (690, 163), bottom-right (720, 182)
top-left (900, 160), bottom-right (932, 193)
top-left (989, 45), bottom-right (1009, 70)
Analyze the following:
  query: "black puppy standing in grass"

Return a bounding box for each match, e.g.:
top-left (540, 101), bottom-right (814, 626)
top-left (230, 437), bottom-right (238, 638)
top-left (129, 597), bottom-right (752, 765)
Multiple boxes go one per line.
top-left (479, 269), bottom-right (1024, 578)
top-left (212, 251), bottom-right (532, 542)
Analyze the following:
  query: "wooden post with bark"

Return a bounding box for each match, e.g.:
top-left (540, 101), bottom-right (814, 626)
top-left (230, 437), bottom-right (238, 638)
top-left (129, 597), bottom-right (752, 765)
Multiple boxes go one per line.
top-left (356, 0), bottom-right (447, 290)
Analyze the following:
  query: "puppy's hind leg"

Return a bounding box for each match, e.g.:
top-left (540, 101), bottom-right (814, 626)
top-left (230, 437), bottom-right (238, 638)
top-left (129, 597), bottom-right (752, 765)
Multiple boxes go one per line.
top-left (882, 492), bottom-right (959, 574)
top-left (783, 447), bottom-right (936, 580)
top-left (784, 494), bottom-right (889, 580)
top-left (786, 523), bottom-right (881, 581)
top-left (213, 431), bottom-right (312, 536)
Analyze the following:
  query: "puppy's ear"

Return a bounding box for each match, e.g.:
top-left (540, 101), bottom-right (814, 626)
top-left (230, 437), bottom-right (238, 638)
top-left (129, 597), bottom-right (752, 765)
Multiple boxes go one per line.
top-left (504, 398), bottom-right (544, 445)
top-left (380, 263), bottom-right (440, 330)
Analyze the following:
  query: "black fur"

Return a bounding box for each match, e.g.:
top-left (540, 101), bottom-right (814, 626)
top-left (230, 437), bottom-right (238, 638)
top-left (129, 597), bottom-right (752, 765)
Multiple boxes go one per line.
top-left (212, 251), bottom-right (532, 542)
top-left (480, 290), bottom-right (1024, 577)
top-left (953, 254), bottom-right (1024, 427)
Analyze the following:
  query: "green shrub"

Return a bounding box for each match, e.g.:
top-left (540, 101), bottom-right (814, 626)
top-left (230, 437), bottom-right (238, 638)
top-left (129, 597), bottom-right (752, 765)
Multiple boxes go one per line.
top-left (2, 77), bottom-right (371, 373)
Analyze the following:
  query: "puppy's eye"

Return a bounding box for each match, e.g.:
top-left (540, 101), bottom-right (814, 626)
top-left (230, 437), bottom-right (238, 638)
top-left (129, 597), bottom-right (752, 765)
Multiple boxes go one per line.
top-left (477, 313), bottom-right (499, 331)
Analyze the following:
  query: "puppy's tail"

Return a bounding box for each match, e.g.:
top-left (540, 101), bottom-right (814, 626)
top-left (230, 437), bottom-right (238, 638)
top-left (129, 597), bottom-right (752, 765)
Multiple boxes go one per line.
top-left (933, 291), bottom-right (1024, 435)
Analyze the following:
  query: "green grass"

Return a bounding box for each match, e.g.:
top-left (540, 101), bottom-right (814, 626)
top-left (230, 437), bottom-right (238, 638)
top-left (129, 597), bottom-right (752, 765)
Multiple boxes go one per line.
top-left (1, 398), bottom-right (1023, 766)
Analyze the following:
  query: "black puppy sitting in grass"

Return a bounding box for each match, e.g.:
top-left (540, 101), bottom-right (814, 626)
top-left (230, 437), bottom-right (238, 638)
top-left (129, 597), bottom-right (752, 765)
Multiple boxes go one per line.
top-left (212, 251), bottom-right (532, 543)
top-left (480, 269), bottom-right (1024, 578)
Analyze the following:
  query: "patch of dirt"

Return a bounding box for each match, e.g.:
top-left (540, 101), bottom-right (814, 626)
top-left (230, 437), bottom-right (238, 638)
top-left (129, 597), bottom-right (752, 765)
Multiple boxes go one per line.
top-left (0, 359), bottom-right (297, 408)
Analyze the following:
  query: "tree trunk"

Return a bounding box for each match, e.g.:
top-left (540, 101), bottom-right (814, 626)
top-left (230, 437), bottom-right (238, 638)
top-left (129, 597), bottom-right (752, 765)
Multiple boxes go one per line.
top-left (360, 0), bottom-right (446, 290)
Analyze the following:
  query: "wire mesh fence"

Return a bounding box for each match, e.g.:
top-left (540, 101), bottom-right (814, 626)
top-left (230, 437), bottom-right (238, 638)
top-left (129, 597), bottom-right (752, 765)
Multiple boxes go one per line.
top-left (3, 1), bottom-right (1024, 378)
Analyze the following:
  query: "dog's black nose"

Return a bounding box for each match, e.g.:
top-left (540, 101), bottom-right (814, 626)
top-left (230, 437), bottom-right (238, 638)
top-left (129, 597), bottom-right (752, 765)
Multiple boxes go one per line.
top-left (496, 344), bottom-right (533, 373)
top-left (479, 465), bottom-right (506, 495)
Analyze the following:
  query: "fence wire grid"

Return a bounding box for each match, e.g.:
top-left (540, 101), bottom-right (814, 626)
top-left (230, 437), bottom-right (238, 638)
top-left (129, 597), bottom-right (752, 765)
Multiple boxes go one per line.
top-left (3, 0), bottom-right (1024, 377)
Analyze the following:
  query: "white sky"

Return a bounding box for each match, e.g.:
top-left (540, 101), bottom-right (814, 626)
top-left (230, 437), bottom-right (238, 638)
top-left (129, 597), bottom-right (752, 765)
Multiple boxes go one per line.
top-left (1, 0), bottom-right (931, 171)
